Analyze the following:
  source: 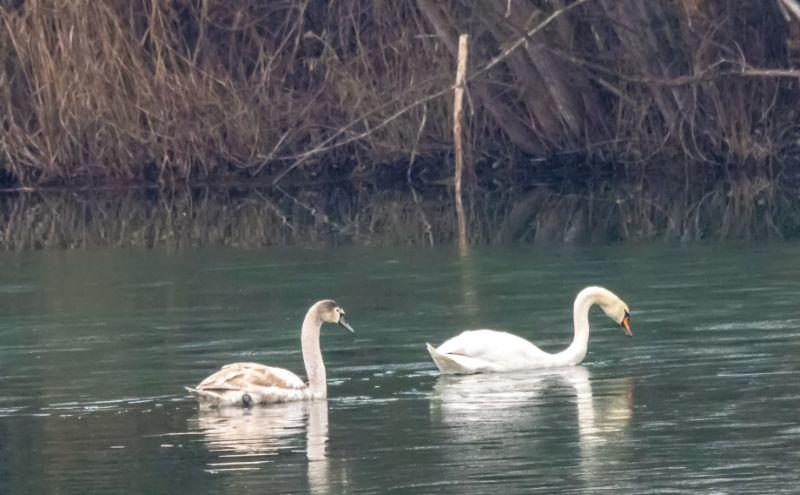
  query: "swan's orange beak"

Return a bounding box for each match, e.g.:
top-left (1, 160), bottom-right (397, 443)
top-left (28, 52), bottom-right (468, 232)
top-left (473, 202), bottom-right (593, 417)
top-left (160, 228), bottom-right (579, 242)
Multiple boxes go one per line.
top-left (621, 315), bottom-right (632, 337)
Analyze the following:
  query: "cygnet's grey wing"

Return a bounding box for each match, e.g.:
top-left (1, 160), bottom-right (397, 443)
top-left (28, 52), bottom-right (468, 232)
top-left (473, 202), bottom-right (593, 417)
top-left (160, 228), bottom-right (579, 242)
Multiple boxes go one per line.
top-left (196, 362), bottom-right (306, 391)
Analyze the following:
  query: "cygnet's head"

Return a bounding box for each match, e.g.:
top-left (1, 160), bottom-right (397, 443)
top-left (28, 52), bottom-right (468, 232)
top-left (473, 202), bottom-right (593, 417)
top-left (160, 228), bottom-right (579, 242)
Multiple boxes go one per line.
top-left (314, 300), bottom-right (355, 333)
top-left (598, 290), bottom-right (632, 337)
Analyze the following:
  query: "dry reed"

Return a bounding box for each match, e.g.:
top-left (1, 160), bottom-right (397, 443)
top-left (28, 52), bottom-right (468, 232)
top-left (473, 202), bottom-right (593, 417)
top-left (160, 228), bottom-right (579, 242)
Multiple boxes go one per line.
top-left (1, 1), bottom-right (799, 186)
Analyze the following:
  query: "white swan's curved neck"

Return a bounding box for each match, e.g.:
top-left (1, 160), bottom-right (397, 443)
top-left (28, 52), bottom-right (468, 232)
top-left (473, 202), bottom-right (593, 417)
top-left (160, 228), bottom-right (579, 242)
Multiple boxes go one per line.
top-left (555, 287), bottom-right (610, 366)
top-left (301, 308), bottom-right (326, 398)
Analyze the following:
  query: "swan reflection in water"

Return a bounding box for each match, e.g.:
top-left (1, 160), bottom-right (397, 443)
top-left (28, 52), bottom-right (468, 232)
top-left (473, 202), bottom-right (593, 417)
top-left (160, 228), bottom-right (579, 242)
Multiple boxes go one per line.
top-left (430, 367), bottom-right (633, 486)
top-left (188, 400), bottom-right (334, 491)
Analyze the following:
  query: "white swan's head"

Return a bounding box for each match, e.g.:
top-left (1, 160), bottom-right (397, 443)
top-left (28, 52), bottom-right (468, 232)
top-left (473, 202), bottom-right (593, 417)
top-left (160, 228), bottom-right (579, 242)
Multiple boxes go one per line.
top-left (588, 287), bottom-right (632, 337)
top-left (314, 300), bottom-right (355, 333)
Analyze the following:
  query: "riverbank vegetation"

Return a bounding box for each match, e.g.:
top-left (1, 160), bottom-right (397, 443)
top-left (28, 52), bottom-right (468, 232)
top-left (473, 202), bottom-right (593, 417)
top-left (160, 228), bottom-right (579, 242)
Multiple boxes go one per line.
top-left (2, 0), bottom-right (800, 187)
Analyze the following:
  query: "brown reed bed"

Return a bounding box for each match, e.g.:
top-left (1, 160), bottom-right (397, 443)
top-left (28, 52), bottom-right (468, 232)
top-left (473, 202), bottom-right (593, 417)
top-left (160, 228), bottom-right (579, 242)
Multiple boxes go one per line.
top-left (2, 1), bottom-right (800, 187)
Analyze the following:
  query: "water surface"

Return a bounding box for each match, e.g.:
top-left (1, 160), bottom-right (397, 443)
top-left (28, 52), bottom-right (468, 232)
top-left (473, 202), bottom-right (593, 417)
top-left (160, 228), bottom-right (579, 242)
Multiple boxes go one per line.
top-left (1, 243), bottom-right (799, 493)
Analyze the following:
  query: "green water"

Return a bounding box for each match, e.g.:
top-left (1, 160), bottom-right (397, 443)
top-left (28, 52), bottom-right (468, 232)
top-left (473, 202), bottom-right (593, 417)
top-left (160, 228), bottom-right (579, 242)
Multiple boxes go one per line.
top-left (1, 243), bottom-right (799, 493)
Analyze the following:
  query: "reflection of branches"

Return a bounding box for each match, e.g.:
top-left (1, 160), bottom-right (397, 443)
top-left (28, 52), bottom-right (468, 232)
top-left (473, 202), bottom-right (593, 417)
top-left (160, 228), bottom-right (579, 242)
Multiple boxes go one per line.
top-left (274, 185), bottom-right (344, 232)
top-left (407, 103), bottom-right (435, 246)
top-left (0, 177), bottom-right (796, 248)
top-left (253, 189), bottom-right (294, 231)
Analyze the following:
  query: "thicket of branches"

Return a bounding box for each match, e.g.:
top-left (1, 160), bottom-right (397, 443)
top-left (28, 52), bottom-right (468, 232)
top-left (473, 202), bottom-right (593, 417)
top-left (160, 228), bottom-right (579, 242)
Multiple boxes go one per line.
top-left (2, 0), bottom-right (800, 186)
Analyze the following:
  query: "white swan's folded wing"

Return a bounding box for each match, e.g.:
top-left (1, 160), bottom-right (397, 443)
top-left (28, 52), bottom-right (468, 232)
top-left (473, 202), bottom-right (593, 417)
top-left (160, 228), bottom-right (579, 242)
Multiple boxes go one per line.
top-left (438, 330), bottom-right (547, 360)
top-left (431, 330), bottom-right (553, 373)
top-left (196, 362), bottom-right (306, 391)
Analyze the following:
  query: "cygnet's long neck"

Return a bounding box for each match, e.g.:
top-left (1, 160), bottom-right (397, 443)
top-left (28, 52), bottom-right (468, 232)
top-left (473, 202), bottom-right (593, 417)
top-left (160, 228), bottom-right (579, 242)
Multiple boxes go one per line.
top-left (301, 305), bottom-right (327, 399)
top-left (555, 287), bottom-right (611, 366)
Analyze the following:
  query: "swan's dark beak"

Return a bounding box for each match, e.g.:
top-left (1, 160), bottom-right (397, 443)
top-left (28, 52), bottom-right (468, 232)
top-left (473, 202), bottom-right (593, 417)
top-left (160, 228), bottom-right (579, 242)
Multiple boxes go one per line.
top-left (338, 316), bottom-right (355, 334)
top-left (621, 313), bottom-right (632, 337)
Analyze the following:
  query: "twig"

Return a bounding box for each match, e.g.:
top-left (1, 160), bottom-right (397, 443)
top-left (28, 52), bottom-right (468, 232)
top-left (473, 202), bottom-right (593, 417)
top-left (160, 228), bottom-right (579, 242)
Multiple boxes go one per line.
top-left (780, 0), bottom-right (800, 20)
top-left (454, 34), bottom-right (469, 253)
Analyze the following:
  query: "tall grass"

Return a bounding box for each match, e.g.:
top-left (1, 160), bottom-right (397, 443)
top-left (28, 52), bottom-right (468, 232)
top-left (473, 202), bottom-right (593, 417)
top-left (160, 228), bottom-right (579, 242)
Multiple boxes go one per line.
top-left (1, 1), bottom-right (798, 186)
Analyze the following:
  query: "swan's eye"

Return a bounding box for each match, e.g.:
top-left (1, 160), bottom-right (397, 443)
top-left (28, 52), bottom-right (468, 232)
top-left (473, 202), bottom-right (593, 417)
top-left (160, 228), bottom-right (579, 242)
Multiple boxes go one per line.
top-left (624, 309), bottom-right (631, 318)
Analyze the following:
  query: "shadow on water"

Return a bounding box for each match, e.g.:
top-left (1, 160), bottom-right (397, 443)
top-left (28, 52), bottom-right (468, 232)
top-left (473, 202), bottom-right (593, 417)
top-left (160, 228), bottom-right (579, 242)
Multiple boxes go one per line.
top-left (1, 174), bottom-right (799, 249)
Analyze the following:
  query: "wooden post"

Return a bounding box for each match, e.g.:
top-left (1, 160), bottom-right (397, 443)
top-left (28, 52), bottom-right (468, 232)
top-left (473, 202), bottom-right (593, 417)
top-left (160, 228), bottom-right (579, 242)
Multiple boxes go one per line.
top-left (454, 34), bottom-right (469, 253)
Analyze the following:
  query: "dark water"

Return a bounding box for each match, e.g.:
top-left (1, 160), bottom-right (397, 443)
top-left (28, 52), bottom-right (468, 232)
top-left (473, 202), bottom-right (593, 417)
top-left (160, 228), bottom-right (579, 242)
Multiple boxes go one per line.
top-left (1, 243), bottom-right (799, 493)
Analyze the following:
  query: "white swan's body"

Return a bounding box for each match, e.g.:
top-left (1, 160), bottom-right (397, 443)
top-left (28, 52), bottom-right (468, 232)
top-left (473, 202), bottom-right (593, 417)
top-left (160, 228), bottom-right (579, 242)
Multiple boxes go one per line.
top-left (186, 300), bottom-right (354, 407)
top-left (427, 286), bottom-right (631, 374)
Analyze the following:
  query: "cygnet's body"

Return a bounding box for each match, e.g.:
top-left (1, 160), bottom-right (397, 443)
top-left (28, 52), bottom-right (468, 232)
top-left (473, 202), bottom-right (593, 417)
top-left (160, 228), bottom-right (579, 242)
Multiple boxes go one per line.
top-left (186, 300), bottom-right (354, 407)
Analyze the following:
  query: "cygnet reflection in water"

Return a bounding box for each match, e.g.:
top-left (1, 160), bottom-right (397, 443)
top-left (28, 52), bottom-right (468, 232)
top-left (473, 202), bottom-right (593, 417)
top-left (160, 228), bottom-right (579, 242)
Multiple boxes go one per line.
top-left (189, 400), bottom-right (333, 491)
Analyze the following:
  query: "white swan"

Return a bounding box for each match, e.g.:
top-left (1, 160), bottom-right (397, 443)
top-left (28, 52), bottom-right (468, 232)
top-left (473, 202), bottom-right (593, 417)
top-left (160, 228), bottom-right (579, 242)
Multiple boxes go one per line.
top-left (186, 300), bottom-right (354, 406)
top-left (426, 286), bottom-right (631, 374)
